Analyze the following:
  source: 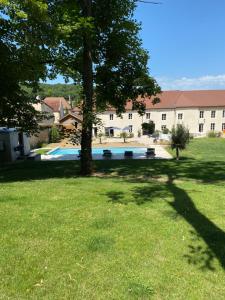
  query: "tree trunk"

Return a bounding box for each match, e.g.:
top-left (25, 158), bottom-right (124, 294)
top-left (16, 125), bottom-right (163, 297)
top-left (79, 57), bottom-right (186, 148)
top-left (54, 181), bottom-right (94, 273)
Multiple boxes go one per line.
top-left (176, 147), bottom-right (179, 160)
top-left (80, 0), bottom-right (93, 176)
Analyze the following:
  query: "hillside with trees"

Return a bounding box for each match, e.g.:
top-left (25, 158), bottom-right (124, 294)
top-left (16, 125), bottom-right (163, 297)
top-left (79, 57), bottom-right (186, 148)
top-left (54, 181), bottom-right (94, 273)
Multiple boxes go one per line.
top-left (23, 83), bottom-right (82, 107)
top-left (38, 84), bottom-right (82, 106)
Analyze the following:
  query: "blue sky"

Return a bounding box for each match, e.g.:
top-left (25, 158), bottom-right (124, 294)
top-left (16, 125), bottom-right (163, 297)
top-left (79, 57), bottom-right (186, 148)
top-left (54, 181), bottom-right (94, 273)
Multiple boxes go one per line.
top-left (48, 0), bottom-right (225, 90)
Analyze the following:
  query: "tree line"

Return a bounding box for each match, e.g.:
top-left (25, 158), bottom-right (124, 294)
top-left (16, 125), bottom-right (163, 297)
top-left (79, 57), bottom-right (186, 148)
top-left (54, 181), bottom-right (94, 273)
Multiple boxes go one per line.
top-left (24, 83), bottom-right (82, 107)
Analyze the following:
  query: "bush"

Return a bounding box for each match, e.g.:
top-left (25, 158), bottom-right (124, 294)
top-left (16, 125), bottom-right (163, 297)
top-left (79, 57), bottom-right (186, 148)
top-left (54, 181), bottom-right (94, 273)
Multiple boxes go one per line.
top-left (207, 131), bottom-right (221, 138)
top-left (142, 121), bottom-right (155, 135)
top-left (36, 142), bottom-right (48, 148)
top-left (50, 125), bottom-right (60, 143)
top-left (162, 128), bottom-right (169, 134)
top-left (152, 130), bottom-right (160, 139)
top-left (129, 133), bottom-right (134, 138)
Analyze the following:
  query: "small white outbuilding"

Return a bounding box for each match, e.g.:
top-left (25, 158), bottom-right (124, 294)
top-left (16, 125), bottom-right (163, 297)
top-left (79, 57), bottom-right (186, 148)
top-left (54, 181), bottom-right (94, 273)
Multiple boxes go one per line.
top-left (0, 128), bottom-right (30, 163)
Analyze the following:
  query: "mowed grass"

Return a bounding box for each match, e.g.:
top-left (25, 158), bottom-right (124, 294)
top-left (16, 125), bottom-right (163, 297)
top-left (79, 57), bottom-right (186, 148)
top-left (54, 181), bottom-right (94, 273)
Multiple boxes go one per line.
top-left (168, 137), bottom-right (225, 161)
top-left (1, 138), bottom-right (225, 299)
top-left (34, 148), bottom-right (50, 155)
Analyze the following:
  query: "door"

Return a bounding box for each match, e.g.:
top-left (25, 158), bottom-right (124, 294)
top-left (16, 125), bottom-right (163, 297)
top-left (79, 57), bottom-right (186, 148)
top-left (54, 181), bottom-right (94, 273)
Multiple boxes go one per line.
top-left (109, 128), bottom-right (114, 137)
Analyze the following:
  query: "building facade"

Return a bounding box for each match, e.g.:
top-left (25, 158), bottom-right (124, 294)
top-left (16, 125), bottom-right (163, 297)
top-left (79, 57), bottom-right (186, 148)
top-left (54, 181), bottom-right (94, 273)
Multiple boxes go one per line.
top-left (97, 90), bottom-right (225, 137)
top-left (31, 101), bottom-right (55, 148)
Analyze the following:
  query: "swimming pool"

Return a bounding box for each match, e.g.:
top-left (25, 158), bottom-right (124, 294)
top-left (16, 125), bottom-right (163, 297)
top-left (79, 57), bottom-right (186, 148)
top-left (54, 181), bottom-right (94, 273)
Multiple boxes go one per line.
top-left (48, 147), bottom-right (147, 155)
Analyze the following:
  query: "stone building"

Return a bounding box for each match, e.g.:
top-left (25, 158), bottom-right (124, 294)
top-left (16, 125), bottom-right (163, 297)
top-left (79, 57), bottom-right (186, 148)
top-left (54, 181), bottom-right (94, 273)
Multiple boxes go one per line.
top-left (97, 90), bottom-right (225, 137)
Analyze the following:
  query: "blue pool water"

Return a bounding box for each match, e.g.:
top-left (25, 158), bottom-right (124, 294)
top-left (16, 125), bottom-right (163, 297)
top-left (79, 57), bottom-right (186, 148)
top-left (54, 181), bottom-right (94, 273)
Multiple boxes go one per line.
top-left (48, 147), bottom-right (146, 155)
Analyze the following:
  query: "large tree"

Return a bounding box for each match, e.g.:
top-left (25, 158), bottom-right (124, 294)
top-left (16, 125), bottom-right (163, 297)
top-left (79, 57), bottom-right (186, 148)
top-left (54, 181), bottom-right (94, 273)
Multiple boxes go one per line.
top-left (1, 0), bottom-right (160, 171)
top-left (0, 0), bottom-right (53, 133)
top-left (50, 0), bottom-right (160, 175)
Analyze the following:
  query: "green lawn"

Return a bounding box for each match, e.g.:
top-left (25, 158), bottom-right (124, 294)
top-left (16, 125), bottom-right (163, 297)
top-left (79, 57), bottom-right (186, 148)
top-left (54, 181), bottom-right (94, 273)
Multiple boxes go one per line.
top-left (34, 148), bottom-right (50, 155)
top-left (168, 137), bottom-right (225, 161)
top-left (1, 138), bottom-right (225, 299)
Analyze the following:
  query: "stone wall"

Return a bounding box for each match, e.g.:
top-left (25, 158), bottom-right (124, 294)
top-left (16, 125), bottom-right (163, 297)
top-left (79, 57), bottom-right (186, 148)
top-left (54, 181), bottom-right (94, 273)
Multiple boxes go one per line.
top-left (29, 128), bottom-right (51, 149)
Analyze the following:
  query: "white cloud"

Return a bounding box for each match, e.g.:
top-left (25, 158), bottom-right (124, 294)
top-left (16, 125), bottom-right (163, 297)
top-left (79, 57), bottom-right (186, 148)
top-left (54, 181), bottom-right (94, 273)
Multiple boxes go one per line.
top-left (156, 74), bottom-right (225, 90)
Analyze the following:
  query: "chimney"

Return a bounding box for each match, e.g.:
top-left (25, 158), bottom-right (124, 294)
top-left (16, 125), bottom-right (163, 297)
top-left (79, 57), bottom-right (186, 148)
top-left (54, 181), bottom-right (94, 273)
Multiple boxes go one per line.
top-left (69, 95), bottom-right (73, 108)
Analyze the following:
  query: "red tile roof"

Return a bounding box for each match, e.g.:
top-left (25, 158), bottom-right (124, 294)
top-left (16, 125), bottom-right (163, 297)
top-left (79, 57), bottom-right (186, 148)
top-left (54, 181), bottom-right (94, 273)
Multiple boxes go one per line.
top-left (123, 90), bottom-right (225, 111)
top-left (59, 113), bottom-right (83, 123)
top-left (40, 100), bottom-right (54, 111)
top-left (43, 97), bottom-right (71, 112)
top-left (45, 90), bottom-right (225, 114)
top-left (71, 106), bottom-right (82, 113)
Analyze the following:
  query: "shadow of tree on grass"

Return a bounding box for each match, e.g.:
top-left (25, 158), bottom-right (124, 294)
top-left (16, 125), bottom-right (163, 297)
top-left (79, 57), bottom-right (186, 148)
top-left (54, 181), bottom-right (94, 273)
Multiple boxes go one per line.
top-left (1, 159), bottom-right (225, 271)
top-left (166, 175), bottom-right (225, 271)
top-left (106, 175), bottom-right (225, 271)
top-left (1, 158), bottom-right (225, 183)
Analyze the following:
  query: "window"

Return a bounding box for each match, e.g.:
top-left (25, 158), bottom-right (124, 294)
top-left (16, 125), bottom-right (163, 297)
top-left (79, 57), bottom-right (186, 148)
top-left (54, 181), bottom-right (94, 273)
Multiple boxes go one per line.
top-left (109, 114), bottom-right (113, 120)
top-left (161, 125), bottom-right (166, 131)
top-left (178, 113), bottom-right (183, 120)
top-left (211, 123), bottom-right (215, 131)
top-left (199, 123), bottom-right (204, 132)
top-left (128, 113), bottom-right (132, 120)
top-left (146, 113), bottom-right (151, 120)
top-left (222, 123), bottom-right (225, 130)
top-left (223, 110), bottom-right (225, 118)
top-left (128, 125), bottom-right (133, 133)
top-left (211, 111), bottom-right (216, 118)
top-left (162, 114), bottom-right (166, 120)
top-left (199, 111), bottom-right (204, 118)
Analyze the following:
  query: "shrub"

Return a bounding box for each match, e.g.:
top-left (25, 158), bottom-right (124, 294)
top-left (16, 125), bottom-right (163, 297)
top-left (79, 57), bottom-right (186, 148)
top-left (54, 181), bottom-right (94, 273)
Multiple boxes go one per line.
top-left (129, 132), bottom-right (134, 138)
top-left (50, 125), bottom-right (60, 143)
top-left (152, 130), bottom-right (160, 139)
top-left (207, 131), bottom-right (221, 138)
top-left (162, 127), bottom-right (169, 134)
top-left (142, 121), bottom-right (155, 135)
top-left (36, 142), bottom-right (48, 148)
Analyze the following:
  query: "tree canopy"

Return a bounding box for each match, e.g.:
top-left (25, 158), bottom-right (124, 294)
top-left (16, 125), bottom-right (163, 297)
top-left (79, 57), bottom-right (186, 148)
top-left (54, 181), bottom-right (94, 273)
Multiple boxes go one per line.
top-left (50, 0), bottom-right (161, 113)
top-left (0, 0), bottom-right (52, 133)
top-left (49, 0), bottom-right (161, 174)
top-left (171, 124), bottom-right (190, 160)
top-left (26, 83), bottom-right (82, 107)
top-left (1, 0), bottom-right (160, 173)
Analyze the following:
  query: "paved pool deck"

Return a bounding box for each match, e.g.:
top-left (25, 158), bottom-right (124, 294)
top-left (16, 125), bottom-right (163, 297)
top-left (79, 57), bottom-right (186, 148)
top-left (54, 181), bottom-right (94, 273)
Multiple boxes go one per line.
top-left (41, 144), bottom-right (172, 161)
